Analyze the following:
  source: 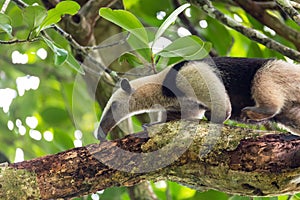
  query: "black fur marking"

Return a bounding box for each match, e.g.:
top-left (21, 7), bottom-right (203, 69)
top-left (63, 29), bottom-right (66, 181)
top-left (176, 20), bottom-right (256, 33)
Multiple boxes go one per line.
top-left (162, 61), bottom-right (188, 98)
top-left (206, 57), bottom-right (274, 119)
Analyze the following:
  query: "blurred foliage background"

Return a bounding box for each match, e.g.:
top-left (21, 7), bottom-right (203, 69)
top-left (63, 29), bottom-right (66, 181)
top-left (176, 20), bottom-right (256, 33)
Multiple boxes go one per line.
top-left (0, 0), bottom-right (300, 199)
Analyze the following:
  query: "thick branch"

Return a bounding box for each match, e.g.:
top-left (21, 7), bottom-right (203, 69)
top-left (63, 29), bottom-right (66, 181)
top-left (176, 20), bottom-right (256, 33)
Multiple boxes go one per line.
top-left (1, 121), bottom-right (300, 199)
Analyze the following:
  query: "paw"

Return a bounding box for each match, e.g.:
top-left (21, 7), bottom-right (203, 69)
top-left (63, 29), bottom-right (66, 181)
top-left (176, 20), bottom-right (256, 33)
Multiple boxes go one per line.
top-left (241, 106), bottom-right (276, 121)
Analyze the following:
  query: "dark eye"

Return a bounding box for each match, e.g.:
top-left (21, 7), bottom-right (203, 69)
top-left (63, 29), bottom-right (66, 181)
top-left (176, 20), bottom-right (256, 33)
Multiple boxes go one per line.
top-left (111, 101), bottom-right (118, 110)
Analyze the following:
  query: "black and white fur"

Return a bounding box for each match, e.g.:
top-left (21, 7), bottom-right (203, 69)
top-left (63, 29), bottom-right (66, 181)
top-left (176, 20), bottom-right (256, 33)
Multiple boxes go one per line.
top-left (97, 57), bottom-right (300, 140)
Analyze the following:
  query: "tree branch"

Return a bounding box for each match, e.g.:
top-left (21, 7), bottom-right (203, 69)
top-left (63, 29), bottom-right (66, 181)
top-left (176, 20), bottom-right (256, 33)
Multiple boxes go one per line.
top-left (291, 1), bottom-right (300, 9)
top-left (189, 0), bottom-right (300, 62)
top-left (0, 38), bottom-right (39, 44)
top-left (1, 121), bottom-right (300, 199)
top-left (234, 0), bottom-right (300, 50)
top-left (276, 0), bottom-right (300, 25)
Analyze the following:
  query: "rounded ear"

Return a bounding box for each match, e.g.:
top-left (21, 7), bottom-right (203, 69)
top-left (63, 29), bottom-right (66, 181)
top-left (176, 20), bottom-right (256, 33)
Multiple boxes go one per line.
top-left (120, 78), bottom-right (133, 94)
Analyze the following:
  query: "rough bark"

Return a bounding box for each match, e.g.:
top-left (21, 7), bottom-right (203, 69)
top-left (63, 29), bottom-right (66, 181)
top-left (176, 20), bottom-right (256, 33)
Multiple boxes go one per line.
top-left (1, 120), bottom-right (300, 199)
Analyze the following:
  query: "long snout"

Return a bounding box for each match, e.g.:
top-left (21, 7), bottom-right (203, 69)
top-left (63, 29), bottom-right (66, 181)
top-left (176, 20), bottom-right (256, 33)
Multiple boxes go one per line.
top-left (97, 107), bottom-right (117, 141)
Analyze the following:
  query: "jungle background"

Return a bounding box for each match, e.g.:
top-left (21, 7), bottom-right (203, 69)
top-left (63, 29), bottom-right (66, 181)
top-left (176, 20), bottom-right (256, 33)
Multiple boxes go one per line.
top-left (0, 0), bottom-right (300, 199)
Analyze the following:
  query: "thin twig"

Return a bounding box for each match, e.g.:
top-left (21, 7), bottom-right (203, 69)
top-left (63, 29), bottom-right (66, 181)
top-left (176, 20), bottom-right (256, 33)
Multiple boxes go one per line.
top-left (189, 0), bottom-right (300, 62)
top-left (276, 0), bottom-right (300, 25)
top-left (0, 38), bottom-right (40, 44)
top-left (89, 32), bottom-right (130, 50)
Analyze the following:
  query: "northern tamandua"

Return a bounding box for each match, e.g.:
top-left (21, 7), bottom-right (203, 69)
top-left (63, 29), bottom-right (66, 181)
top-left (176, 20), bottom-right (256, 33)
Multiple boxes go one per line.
top-left (97, 57), bottom-right (300, 140)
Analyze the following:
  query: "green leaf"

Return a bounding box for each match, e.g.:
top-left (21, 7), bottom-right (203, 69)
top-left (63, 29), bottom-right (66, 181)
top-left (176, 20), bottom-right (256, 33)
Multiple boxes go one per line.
top-left (65, 53), bottom-right (85, 74)
top-left (43, 36), bottom-right (84, 72)
top-left (127, 33), bottom-right (152, 62)
top-left (39, 1), bottom-right (80, 31)
top-left (118, 52), bottom-right (143, 67)
top-left (43, 37), bottom-right (68, 65)
top-left (0, 13), bottom-right (11, 25)
top-left (0, 13), bottom-right (12, 36)
top-left (99, 8), bottom-right (148, 44)
top-left (153, 3), bottom-right (190, 44)
top-left (54, 48), bottom-right (68, 65)
top-left (156, 35), bottom-right (211, 60)
top-left (23, 5), bottom-right (47, 32)
top-left (156, 56), bottom-right (183, 68)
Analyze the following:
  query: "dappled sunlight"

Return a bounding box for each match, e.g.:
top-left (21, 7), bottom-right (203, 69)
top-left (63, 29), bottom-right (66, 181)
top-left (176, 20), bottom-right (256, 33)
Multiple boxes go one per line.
top-left (199, 20), bottom-right (208, 29)
top-left (25, 116), bottom-right (38, 129)
top-left (29, 129), bottom-right (42, 141)
top-left (74, 130), bottom-right (83, 147)
top-left (156, 11), bottom-right (166, 20)
top-left (7, 120), bottom-right (14, 130)
top-left (177, 27), bottom-right (191, 37)
top-left (233, 14), bottom-right (243, 23)
top-left (16, 119), bottom-right (26, 135)
top-left (43, 131), bottom-right (53, 142)
top-left (16, 75), bottom-right (40, 96)
top-left (0, 88), bottom-right (17, 113)
top-left (36, 48), bottom-right (47, 60)
top-left (14, 148), bottom-right (24, 163)
top-left (11, 50), bottom-right (28, 64)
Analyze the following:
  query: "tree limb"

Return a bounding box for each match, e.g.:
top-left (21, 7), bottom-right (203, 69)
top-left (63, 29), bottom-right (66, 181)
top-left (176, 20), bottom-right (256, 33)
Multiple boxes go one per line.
top-left (189, 0), bottom-right (300, 62)
top-left (291, 1), bottom-right (300, 9)
top-left (276, 0), bottom-right (300, 25)
top-left (1, 121), bottom-right (300, 199)
top-left (234, 0), bottom-right (300, 50)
